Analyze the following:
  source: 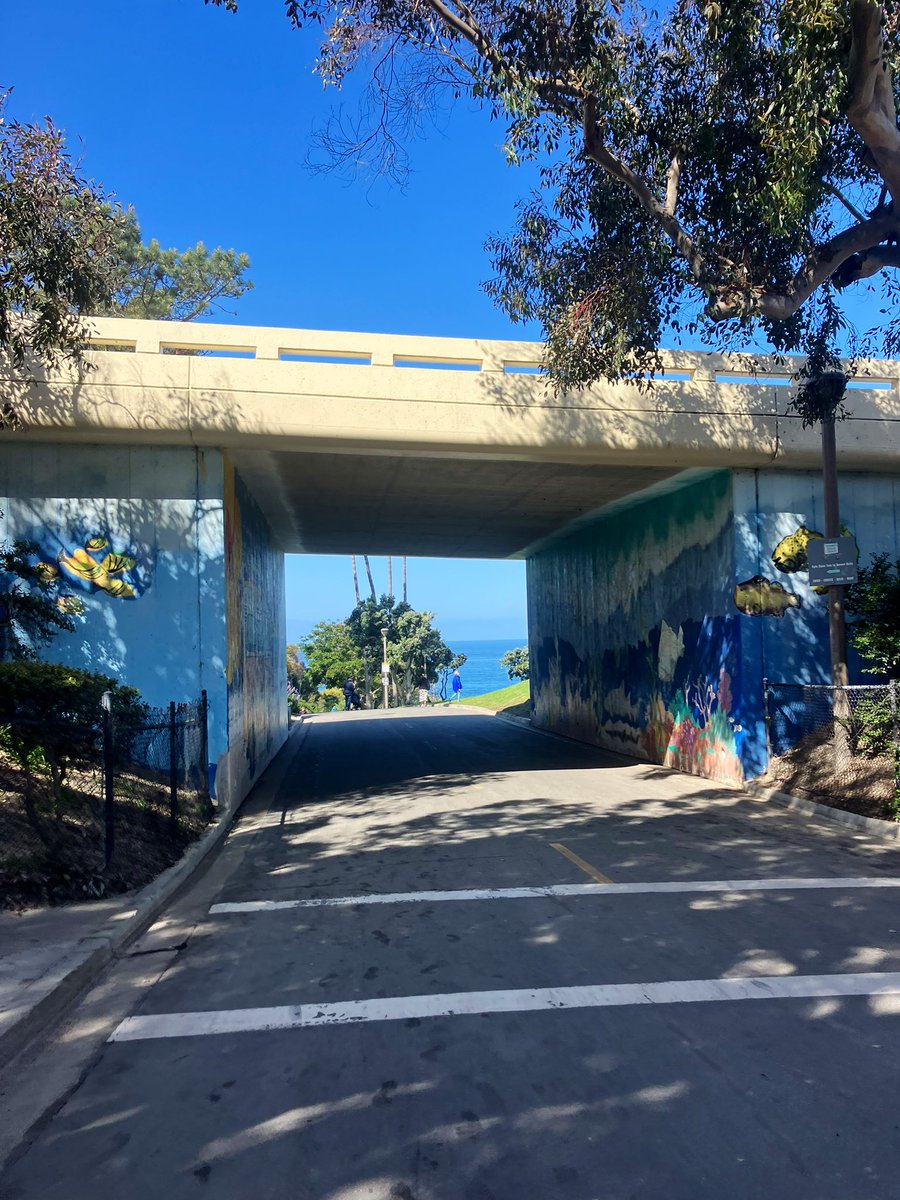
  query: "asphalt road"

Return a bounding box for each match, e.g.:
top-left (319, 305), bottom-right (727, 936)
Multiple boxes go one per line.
top-left (5, 708), bottom-right (900, 1200)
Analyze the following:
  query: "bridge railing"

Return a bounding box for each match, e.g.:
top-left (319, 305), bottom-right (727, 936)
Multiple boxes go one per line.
top-left (78, 317), bottom-right (900, 393)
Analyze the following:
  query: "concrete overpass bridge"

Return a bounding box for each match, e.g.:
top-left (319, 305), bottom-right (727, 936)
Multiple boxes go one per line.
top-left (3, 317), bottom-right (900, 805)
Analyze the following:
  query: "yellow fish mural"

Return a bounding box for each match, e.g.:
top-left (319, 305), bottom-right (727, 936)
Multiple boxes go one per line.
top-left (58, 537), bottom-right (138, 600)
top-left (734, 575), bottom-right (801, 617)
top-left (772, 522), bottom-right (856, 594)
top-left (772, 525), bottom-right (823, 574)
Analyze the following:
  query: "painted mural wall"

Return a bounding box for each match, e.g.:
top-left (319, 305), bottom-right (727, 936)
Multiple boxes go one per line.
top-left (217, 459), bottom-right (287, 809)
top-left (528, 471), bottom-right (747, 785)
top-left (0, 443), bottom-right (228, 777)
top-left (734, 468), bottom-right (900, 778)
top-left (528, 467), bottom-right (900, 786)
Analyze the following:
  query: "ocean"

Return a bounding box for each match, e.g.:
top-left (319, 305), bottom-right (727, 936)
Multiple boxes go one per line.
top-left (443, 637), bottom-right (528, 698)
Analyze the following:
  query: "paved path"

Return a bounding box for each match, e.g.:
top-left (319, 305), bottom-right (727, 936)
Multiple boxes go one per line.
top-left (4, 708), bottom-right (900, 1199)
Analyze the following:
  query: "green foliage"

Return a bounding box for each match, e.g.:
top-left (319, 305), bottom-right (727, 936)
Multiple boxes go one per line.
top-left (500, 646), bottom-right (530, 680)
top-left (1, 88), bottom-right (251, 424)
top-left (344, 594), bottom-right (457, 704)
top-left (847, 693), bottom-right (894, 757)
top-left (846, 553), bottom-right (900, 677)
top-left (0, 89), bottom-right (117, 405)
top-left (211, 0), bottom-right (900, 397)
top-left (95, 207), bottom-right (252, 321)
top-left (0, 661), bottom-right (146, 844)
top-left (301, 621), bottom-right (364, 689)
top-left (286, 643), bottom-right (306, 693)
top-left (0, 540), bottom-right (78, 661)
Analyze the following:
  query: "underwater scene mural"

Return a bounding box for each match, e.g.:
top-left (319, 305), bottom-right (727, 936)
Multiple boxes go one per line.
top-left (529, 471), bottom-right (750, 785)
top-left (222, 459), bottom-right (287, 804)
top-left (55, 535), bottom-right (139, 600)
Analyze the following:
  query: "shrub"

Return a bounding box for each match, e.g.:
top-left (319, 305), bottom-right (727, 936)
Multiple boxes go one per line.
top-left (0, 661), bottom-right (146, 845)
top-left (500, 646), bottom-right (530, 681)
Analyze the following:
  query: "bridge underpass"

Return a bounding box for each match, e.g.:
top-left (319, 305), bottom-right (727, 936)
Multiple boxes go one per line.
top-left (2, 315), bottom-right (900, 805)
top-left (6, 319), bottom-right (900, 1198)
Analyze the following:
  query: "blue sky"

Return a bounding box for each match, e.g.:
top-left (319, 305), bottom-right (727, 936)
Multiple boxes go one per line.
top-left (5, 0), bottom-right (535, 642)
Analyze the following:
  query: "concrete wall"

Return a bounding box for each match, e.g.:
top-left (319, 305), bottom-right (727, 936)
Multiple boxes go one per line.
top-left (734, 468), bottom-right (900, 778)
top-left (0, 444), bottom-right (228, 774)
top-left (528, 472), bottom-right (746, 785)
top-left (528, 468), bottom-right (900, 786)
top-left (0, 444), bottom-right (289, 810)
top-left (216, 458), bottom-right (287, 810)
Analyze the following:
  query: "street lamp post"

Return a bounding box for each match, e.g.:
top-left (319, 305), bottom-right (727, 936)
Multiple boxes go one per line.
top-left (380, 626), bottom-right (390, 710)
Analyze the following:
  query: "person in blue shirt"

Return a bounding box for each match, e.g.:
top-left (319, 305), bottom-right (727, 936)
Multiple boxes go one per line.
top-left (451, 669), bottom-right (462, 702)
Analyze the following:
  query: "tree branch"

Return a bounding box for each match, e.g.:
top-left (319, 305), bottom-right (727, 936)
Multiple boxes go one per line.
top-left (665, 149), bottom-right (685, 216)
top-left (706, 210), bottom-right (900, 320)
top-left (823, 182), bottom-right (866, 223)
top-left (833, 242), bottom-right (900, 285)
top-left (847, 0), bottom-right (900, 202)
top-left (583, 98), bottom-right (706, 281)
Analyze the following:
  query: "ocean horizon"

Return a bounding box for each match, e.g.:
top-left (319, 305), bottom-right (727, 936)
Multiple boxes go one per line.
top-left (441, 636), bottom-right (528, 698)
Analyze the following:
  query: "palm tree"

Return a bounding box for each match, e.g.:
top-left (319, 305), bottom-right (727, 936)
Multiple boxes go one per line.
top-left (387, 556), bottom-right (393, 599)
top-left (402, 557), bottom-right (408, 604)
top-left (350, 556), bottom-right (361, 605)
top-left (363, 555), bottom-right (377, 601)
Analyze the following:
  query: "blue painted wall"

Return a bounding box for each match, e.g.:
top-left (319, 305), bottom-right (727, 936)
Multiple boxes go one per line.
top-left (528, 468), bottom-right (900, 784)
top-left (528, 471), bottom-right (746, 785)
top-left (0, 444), bottom-right (228, 764)
top-left (0, 444), bottom-right (288, 809)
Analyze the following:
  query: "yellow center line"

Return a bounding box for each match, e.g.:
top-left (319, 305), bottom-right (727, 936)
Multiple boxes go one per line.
top-left (549, 842), bottom-right (614, 885)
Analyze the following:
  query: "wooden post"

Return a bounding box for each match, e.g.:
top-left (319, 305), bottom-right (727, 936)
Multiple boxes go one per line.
top-left (821, 418), bottom-right (851, 761)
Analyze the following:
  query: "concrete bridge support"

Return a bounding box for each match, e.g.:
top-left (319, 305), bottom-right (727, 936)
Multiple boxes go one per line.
top-left (0, 444), bottom-right (287, 811)
top-left (528, 468), bottom-right (900, 785)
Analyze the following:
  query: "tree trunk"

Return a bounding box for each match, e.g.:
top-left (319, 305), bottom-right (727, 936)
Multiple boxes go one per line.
top-left (363, 555), bottom-right (376, 600)
top-left (402, 557), bottom-right (408, 604)
top-left (821, 418), bottom-right (851, 761)
top-left (351, 556), bottom-right (361, 605)
top-left (387, 556), bottom-right (393, 599)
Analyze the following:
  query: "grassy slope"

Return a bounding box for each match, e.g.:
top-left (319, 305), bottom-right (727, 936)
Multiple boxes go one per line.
top-left (463, 679), bottom-right (531, 718)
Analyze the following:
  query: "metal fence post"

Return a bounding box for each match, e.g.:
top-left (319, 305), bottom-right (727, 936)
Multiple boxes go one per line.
top-left (762, 676), bottom-right (772, 765)
top-left (890, 680), bottom-right (900, 804)
top-left (199, 689), bottom-right (209, 802)
top-left (101, 690), bottom-right (115, 868)
top-left (169, 700), bottom-right (178, 826)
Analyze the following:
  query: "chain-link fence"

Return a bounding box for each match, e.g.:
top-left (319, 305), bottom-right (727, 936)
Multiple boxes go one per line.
top-left (763, 680), bottom-right (900, 819)
top-left (0, 692), bottom-right (211, 908)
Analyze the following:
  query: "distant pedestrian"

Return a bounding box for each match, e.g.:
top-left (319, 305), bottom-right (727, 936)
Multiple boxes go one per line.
top-left (418, 675), bottom-right (429, 706)
top-left (451, 668), bottom-right (463, 702)
top-left (343, 677), bottom-right (357, 712)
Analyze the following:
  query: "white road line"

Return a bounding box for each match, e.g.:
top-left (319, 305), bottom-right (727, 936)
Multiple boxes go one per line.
top-left (209, 876), bottom-right (900, 914)
top-left (109, 971), bottom-right (900, 1042)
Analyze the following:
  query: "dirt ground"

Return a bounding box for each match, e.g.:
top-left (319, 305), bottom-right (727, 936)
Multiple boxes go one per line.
top-left (0, 750), bottom-right (210, 911)
top-left (758, 725), bottom-right (898, 821)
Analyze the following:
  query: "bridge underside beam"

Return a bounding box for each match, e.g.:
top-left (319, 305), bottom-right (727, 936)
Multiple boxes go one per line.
top-left (230, 449), bottom-right (682, 558)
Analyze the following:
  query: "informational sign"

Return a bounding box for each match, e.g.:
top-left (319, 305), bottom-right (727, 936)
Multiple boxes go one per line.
top-left (807, 536), bottom-right (858, 587)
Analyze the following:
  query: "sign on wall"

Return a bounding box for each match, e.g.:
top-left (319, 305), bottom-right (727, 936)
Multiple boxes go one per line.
top-left (807, 536), bottom-right (858, 588)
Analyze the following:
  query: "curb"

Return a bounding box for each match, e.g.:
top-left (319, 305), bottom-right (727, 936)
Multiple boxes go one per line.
top-left (491, 713), bottom-right (900, 842)
top-left (0, 722), bottom-right (306, 1070)
top-left (743, 780), bottom-right (900, 841)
